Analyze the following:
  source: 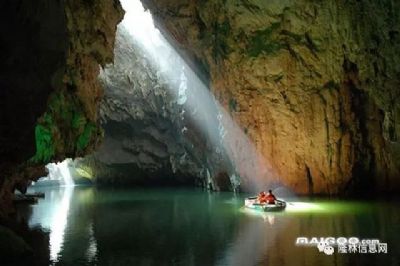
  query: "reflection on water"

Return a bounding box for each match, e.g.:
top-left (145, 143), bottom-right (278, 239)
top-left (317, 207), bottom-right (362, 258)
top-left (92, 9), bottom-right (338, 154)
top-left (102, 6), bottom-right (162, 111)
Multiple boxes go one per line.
top-left (26, 187), bottom-right (74, 262)
top-left (85, 222), bottom-right (97, 263)
top-left (17, 187), bottom-right (400, 266)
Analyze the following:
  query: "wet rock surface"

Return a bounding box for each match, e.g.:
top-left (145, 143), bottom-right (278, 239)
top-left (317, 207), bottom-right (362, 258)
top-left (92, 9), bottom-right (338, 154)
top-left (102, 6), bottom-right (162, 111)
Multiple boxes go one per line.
top-left (141, 0), bottom-right (400, 195)
top-left (82, 27), bottom-right (211, 186)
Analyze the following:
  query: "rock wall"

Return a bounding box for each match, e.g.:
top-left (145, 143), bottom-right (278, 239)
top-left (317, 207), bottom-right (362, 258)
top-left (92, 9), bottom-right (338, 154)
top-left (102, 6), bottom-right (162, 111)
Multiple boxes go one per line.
top-left (82, 26), bottom-right (226, 187)
top-left (141, 0), bottom-right (400, 195)
top-left (0, 0), bottom-right (123, 216)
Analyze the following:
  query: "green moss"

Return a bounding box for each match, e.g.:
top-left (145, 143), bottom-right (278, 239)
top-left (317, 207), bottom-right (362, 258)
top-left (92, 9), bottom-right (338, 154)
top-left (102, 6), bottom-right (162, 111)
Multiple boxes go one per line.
top-left (72, 112), bottom-right (87, 129)
top-left (30, 115), bottom-right (56, 163)
top-left (30, 90), bottom-right (99, 164)
top-left (77, 122), bottom-right (96, 151)
top-left (247, 22), bottom-right (283, 57)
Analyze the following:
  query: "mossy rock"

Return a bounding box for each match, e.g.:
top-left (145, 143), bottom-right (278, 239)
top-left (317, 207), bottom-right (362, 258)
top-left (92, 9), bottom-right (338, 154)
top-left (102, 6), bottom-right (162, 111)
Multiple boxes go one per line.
top-left (30, 90), bottom-right (101, 164)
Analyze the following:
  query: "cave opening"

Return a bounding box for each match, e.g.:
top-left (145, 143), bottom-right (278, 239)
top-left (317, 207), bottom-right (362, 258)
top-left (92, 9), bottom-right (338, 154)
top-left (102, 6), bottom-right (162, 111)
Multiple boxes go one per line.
top-left (1, 0), bottom-right (400, 265)
top-left (56, 0), bottom-right (281, 193)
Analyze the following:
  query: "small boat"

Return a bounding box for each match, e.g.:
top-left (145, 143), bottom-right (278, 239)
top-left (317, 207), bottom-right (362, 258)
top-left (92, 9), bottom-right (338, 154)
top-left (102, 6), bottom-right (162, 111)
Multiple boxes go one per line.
top-left (245, 196), bottom-right (286, 212)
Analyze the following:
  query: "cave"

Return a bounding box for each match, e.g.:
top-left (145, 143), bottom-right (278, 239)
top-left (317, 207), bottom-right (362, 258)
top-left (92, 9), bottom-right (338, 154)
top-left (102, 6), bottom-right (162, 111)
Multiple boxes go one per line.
top-left (0, 0), bottom-right (399, 265)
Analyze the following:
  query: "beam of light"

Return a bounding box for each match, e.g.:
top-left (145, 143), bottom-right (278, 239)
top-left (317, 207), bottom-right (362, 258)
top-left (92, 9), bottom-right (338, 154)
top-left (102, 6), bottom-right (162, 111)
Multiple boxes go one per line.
top-left (45, 159), bottom-right (75, 187)
top-left (119, 0), bottom-right (280, 192)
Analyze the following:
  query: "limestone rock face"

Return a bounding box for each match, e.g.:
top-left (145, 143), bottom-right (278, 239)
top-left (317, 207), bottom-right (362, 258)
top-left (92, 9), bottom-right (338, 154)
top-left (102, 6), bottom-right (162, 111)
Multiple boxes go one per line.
top-left (141, 0), bottom-right (400, 194)
top-left (83, 27), bottom-right (208, 186)
top-left (0, 0), bottom-right (123, 216)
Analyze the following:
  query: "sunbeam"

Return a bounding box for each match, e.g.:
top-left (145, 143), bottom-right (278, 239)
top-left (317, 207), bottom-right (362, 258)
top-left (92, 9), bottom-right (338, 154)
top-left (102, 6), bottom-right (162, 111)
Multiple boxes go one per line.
top-left (118, 0), bottom-right (280, 192)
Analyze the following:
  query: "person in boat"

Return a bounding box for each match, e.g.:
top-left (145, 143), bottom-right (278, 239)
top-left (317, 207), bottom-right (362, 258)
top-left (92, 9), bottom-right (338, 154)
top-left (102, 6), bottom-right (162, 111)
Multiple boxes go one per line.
top-left (265, 189), bottom-right (277, 204)
top-left (258, 191), bottom-right (268, 204)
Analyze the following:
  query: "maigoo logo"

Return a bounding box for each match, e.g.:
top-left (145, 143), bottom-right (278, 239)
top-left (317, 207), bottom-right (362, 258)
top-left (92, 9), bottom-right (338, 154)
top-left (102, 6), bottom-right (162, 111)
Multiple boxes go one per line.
top-left (295, 237), bottom-right (388, 255)
top-left (295, 237), bottom-right (361, 246)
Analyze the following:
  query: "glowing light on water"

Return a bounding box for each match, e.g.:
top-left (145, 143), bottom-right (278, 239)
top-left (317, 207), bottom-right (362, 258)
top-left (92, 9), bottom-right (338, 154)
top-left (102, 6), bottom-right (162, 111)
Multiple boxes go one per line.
top-left (285, 202), bottom-right (324, 213)
top-left (241, 199), bottom-right (368, 215)
top-left (119, 0), bottom-right (279, 192)
top-left (240, 207), bottom-right (283, 222)
top-left (45, 159), bottom-right (75, 186)
top-left (286, 201), bottom-right (370, 214)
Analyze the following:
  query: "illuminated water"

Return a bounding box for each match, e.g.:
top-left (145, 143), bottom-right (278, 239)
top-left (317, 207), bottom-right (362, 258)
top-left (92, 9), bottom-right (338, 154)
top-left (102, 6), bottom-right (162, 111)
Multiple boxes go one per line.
top-left (17, 187), bottom-right (400, 266)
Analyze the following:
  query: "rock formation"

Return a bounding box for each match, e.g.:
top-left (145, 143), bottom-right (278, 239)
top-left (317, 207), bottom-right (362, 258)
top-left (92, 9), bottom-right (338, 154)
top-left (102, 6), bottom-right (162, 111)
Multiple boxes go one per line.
top-left (81, 26), bottom-right (235, 189)
top-left (81, 27), bottom-right (208, 186)
top-left (141, 0), bottom-right (400, 195)
top-left (0, 0), bottom-right (123, 215)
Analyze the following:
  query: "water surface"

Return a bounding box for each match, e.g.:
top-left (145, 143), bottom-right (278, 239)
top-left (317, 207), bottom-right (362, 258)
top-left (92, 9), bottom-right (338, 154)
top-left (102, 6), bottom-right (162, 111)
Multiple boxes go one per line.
top-left (17, 186), bottom-right (400, 266)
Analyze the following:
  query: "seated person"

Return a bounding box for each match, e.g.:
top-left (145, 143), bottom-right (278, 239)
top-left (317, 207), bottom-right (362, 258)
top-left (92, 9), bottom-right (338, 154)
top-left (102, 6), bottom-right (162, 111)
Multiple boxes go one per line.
top-left (265, 189), bottom-right (277, 204)
top-left (258, 191), bottom-right (267, 204)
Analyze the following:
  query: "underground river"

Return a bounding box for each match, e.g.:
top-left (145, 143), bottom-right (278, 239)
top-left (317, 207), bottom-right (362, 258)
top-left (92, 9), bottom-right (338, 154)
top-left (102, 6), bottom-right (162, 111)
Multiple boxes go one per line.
top-left (15, 186), bottom-right (400, 266)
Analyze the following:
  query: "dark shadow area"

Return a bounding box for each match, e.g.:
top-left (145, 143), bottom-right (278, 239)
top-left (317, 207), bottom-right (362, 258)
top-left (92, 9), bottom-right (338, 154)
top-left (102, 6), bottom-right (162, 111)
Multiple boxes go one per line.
top-left (0, 215), bottom-right (50, 265)
top-left (0, 0), bottom-right (67, 165)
